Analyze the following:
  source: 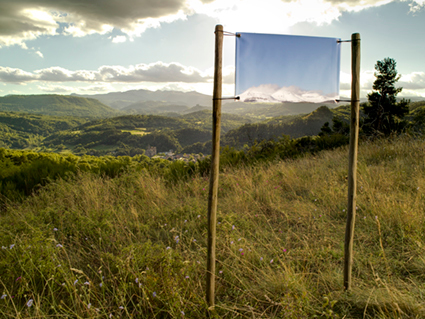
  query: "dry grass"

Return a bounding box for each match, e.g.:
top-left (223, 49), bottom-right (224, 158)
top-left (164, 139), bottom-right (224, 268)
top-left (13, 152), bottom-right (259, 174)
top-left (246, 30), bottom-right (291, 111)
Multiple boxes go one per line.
top-left (1, 135), bottom-right (425, 318)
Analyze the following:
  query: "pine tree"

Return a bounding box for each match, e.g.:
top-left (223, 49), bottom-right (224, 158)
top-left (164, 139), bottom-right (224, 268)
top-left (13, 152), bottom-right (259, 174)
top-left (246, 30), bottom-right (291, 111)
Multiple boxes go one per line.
top-left (363, 58), bottom-right (409, 135)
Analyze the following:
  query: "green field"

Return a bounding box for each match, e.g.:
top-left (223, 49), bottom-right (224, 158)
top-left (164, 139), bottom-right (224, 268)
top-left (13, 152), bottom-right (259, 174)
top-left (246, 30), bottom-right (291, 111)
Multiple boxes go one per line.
top-left (1, 135), bottom-right (425, 318)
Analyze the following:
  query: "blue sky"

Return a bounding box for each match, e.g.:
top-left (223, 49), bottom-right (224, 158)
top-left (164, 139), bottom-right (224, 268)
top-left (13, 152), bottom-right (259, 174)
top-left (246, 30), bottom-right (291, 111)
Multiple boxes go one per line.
top-left (0, 0), bottom-right (424, 99)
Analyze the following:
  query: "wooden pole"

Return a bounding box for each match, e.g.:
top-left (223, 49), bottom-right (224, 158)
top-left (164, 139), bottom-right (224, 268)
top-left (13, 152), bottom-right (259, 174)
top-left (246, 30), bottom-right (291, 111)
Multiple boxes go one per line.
top-left (206, 24), bottom-right (223, 309)
top-left (344, 33), bottom-right (361, 291)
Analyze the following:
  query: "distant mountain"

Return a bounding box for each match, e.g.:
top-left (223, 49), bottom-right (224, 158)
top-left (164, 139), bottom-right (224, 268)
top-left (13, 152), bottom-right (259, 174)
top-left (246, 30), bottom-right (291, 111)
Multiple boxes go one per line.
top-left (0, 95), bottom-right (119, 118)
top-left (121, 100), bottom-right (190, 114)
top-left (72, 89), bottom-right (212, 110)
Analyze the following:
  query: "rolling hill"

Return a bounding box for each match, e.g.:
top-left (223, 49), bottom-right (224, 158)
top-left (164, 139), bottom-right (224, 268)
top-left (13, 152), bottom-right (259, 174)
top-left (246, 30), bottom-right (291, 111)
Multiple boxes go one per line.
top-left (0, 94), bottom-right (120, 118)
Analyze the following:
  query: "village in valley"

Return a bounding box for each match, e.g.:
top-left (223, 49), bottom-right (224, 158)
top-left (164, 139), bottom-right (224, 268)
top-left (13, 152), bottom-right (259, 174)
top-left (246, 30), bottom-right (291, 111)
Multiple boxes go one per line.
top-left (145, 146), bottom-right (206, 162)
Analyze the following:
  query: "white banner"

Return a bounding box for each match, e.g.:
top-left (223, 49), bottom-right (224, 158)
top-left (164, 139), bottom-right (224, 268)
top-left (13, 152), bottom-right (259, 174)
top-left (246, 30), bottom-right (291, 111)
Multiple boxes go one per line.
top-left (235, 32), bottom-right (341, 103)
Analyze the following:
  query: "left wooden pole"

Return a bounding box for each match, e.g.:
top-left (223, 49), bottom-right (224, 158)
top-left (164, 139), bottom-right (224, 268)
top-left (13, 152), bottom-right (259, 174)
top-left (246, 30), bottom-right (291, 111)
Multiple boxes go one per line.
top-left (206, 24), bottom-right (223, 309)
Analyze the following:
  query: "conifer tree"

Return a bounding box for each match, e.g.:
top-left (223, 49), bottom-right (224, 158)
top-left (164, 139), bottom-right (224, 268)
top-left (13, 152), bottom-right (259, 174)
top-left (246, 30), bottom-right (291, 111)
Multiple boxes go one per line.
top-left (363, 58), bottom-right (409, 135)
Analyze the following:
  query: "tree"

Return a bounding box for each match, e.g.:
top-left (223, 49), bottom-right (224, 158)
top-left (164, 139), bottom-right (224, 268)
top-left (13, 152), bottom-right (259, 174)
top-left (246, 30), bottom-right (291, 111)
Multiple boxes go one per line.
top-left (363, 58), bottom-right (409, 135)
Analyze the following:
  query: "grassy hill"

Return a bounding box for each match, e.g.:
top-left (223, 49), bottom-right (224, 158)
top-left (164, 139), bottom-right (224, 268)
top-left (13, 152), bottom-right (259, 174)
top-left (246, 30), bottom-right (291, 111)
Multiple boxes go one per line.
top-left (0, 95), bottom-right (120, 118)
top-left (1, 136), bottom-right (425, 318)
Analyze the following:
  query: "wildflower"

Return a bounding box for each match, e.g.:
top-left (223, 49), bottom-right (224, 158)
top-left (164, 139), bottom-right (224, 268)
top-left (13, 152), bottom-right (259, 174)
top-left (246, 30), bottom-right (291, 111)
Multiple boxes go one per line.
top-left (9, 244), bottom-right (15, 249)
top-left (88, 303), bottom-right (91, 309)
top-left (283, 249), bottom-right (287, 252)
top-left (238, 238), bottom-right (241, 241)
top-left (99, 283), bottom-right (103, 287)
top-left (135, 278), bottom-right (139, 283)
top-left (185, 276), bottom-right (189, 279)
top-left (230, 241), bottom-right (234, 245)
top-left (119, 306), bottom-right (124, 309)
top-left (1, 294), bottom-right (6, 299)
top-left (193, 239), bottom-right (196, 242)
top-left (239, 248), bottom-right (243, 252)
top-left (270, 259), bottom-right (274, 264)
top-left (241, 252), bottom-right (244, 256)
top-left (184, 220), bottom-right (187, 223)
top-left (197, 215), bottom-right (200, 218)
top-left (53, 228), bottom-right (58, 231)
top-left (16, 276), bottom-right (22, 281)
top-left (219, 270), bottom-right (223, 274)
top-left (109, 314), bottom-right (113, 318)
top-left (166, 247), bottom-right (171, 250)
top-left (343, 209), bottom-right (346, 212)
top-left (74, 279), bottom-right (78, 285)
top-left (181, 310), bottom-right (185, 315)
top-left (260, 257), bottom-right (263, 261)
top-left (153, 292), bottom-right (157, 297)
top-left (84, 281), bottom-right (90, 285)
top-left (232, 225), bottom-right (235, 230)
top-left (56, 244), bottom-right (63, 248)
top-left (61, 283), bottom-right (65, 286)
top-left (1, 246), bottom-right (6, 249)
top-left (26, 299), bottom-right (33, 307)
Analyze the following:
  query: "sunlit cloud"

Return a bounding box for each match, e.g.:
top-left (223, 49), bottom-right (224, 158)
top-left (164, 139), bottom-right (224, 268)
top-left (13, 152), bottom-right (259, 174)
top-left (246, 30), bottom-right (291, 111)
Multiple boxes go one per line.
top-left (0, 0), bottom-right (421, 48)
top-left (0, 62), bottom-right (213, 84)
top-left (111, 35), bottom-right (127, 43)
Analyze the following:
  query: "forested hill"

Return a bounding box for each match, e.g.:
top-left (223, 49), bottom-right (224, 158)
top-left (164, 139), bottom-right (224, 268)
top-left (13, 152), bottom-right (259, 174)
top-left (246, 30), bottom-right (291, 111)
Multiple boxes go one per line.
top-left (0, 95), bottom-right (120, 118)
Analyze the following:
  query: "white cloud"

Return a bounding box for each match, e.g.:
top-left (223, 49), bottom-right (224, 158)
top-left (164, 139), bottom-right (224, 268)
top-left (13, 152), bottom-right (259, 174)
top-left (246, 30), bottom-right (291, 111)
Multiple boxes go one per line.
top-left (0, 0), bottom-right (190, 47)
top-left (407, 0), bottom-right (425, 12)
top-left (111, 35), bottom-right (127, 43)
top-left (0, 62), bottom-right (213, 84)
top-left (0, 66), bottom-right (36, 83)
top-left (35, 51), bottom-right (44, 58)
top-left (0, 0), bottom-right (420, 47)
top-left (399, 72), bottom-right (425, 90)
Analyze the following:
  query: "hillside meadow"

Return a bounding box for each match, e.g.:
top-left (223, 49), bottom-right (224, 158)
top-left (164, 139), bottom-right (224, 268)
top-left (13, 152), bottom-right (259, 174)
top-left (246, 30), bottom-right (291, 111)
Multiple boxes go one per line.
top-left (1, 135), bottom-right (425, 318)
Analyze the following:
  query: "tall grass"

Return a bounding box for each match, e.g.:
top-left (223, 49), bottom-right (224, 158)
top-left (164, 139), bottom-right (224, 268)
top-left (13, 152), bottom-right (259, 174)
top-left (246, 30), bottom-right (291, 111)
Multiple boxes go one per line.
top-left (1, 135), bottom-right (425, 318)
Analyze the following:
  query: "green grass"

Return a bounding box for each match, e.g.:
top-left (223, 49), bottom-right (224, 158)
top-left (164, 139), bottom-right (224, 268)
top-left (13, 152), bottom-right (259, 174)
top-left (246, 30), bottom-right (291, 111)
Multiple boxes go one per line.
top-left (1, 135), bottom-right (425, 318)
top-left (121, 129), bottom-right (149, 136)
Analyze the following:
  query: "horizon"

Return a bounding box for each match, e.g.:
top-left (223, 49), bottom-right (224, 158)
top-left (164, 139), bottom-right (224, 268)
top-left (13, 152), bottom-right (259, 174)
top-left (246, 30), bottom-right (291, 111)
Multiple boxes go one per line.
top-left (0, 0), bottom-right (424, 101)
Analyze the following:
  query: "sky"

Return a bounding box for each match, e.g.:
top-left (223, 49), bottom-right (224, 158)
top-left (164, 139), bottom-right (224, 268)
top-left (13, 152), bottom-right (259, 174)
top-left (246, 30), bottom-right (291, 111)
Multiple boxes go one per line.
top-left (0, 0), bottom-right (424, 100)
top-left (235, 32), bottom-right (341, 102)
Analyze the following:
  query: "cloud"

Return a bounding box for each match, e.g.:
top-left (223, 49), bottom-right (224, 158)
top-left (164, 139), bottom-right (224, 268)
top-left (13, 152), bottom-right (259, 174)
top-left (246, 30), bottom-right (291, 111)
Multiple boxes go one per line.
top-left (399, 72), bottom-right (425, 90)
top-left (35, 51), bottom-right (44, 58)
top-left (0, 62), bottom-right (212, 84)
top-left (0, 0), bottom-right (189, 47)
top-left (408, 0), bottom-right (425, 12)
top-left (0, 67), bottom-right (36, 83)
top-left (1, 0), bottom-right (422, 47)
top-left (111, 35), bottom-right (127, 43)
